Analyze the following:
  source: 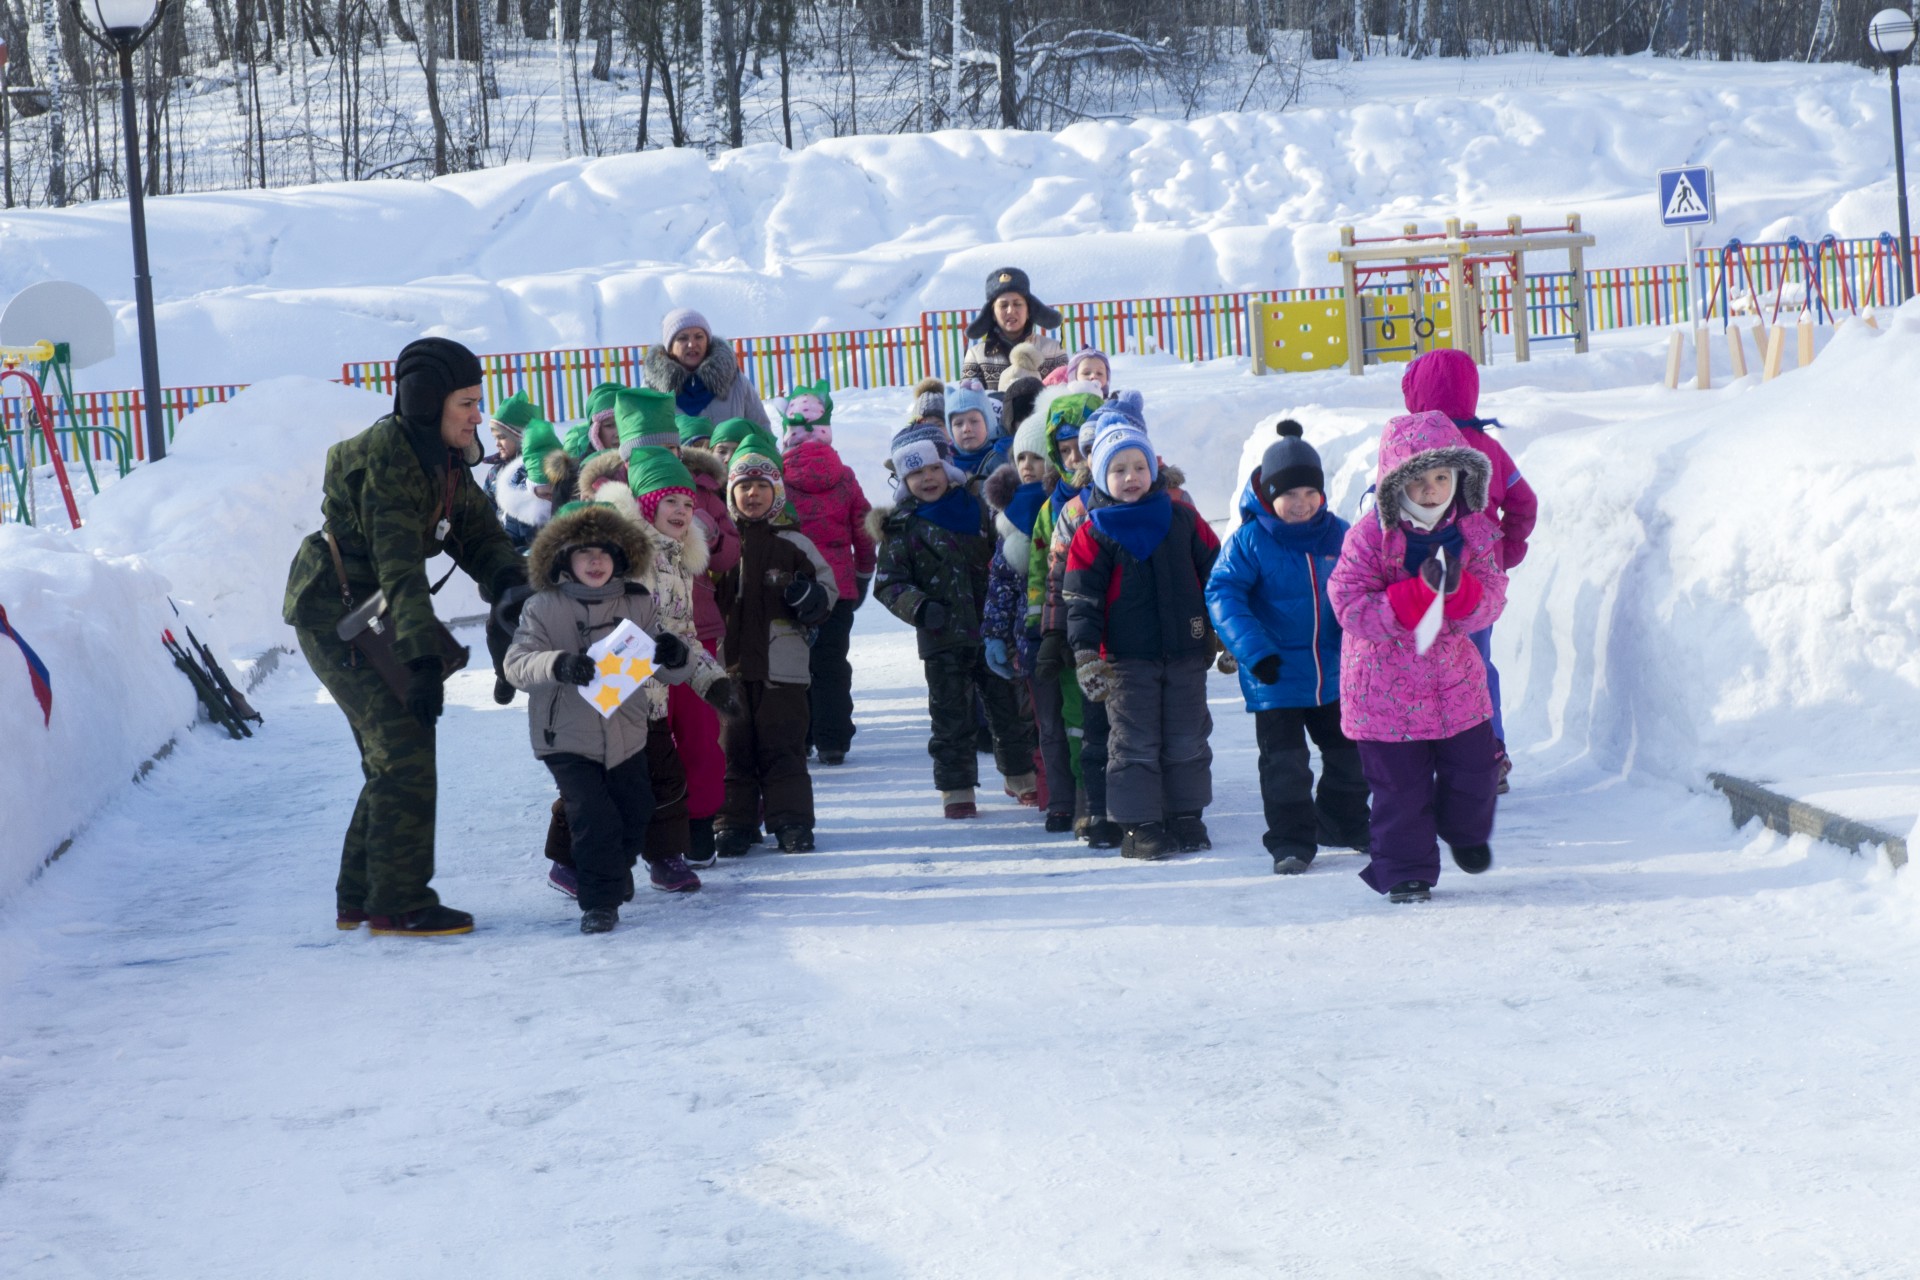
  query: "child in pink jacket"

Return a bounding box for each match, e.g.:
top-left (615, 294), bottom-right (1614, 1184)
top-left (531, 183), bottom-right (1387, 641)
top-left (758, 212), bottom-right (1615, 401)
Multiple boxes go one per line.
top-left (1401, 349), bottom-right (1538, 791)
top-left (1328, 411), bottom-right (1507, 903)
top-left (779, 381), bottom-right (876, 764)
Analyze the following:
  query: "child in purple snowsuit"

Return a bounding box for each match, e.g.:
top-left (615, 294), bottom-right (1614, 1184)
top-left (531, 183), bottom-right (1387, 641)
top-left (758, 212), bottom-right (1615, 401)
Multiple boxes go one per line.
top-left (1328, 411), bottom-right (1507, 902)
top-left (1400, 349), bottom-right (1538, 791)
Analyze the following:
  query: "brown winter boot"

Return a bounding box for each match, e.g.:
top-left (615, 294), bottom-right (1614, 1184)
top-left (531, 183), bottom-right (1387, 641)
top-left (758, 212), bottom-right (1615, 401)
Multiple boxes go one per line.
top-left (943, 788), bottom-right (978, 820)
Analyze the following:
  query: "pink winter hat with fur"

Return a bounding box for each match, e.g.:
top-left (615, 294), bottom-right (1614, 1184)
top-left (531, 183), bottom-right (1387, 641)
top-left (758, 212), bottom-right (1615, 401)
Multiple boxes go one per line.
top-left (1400, 348), bottom-right (1480, 421)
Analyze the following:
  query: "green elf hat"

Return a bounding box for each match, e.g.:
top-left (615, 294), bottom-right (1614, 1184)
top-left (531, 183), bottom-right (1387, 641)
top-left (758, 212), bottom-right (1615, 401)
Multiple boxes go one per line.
top-left (522, 417), bottom-right (563, 486)
top-left (614, 387), bottom-right (679, 452)
top-left (781, 378), bottom-right (834, 427)
top-left (675, 413), bottom-right (715, 447)
top-left (562, 420), bottom-right (595, 459)
top-left (490, 390), bottom-right (541, 435)
top-left (628, 446), bottom-right (698, 521)
top-left (711, 417), bottom-right (775, 455)
top-left (585, 381), bottom-right (627, 419)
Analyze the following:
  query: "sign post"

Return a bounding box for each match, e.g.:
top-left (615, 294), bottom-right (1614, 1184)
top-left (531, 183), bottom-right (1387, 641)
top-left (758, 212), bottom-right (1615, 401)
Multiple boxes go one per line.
top-left (1659, 165), bottom-right (1717, 325)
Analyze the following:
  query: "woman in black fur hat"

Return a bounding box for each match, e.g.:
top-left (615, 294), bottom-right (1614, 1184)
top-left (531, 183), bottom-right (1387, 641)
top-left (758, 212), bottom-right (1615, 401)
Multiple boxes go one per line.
top-left (959, 267), bottom-right (1067, 390)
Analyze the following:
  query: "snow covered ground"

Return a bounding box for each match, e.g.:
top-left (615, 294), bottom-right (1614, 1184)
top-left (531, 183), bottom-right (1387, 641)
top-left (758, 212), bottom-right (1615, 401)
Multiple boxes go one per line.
top-left (3, 615), bottom-right (1919, 1277)
top-left (0, 56), bottom-right (1914, 391)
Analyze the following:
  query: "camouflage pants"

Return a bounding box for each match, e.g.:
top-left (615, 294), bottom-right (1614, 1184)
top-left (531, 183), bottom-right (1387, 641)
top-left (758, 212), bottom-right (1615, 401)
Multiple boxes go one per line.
top-left (297, 627), bottom-right (441, 917)
top-left (925, 647), bottom-right (1034, 793)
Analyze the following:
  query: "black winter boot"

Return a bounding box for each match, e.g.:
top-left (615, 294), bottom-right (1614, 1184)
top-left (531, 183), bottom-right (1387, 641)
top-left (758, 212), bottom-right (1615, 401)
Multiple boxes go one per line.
top-left (777, 825), bottom-right (815, 853)
top-left (1083, 818), bottom-right (1124, 849)
top-left (1044, 811), bottom-right (1075, 834)
top-left (1272, 847), bottom-right (1315, 875)
top-left (579, 907), bottom-right (618, 934)
top-left (1170, 813), bottom-right (1211, 852)
top-left (1388, 880), bottom-right (1432, 904)
top-left (367, 904), bottom-right (475, 936)
top-left (1450, 843), bottom-right (1493, 875)
top-left (1122, 823), bottom-right (1173, 860)
top-left (686, 818), bottom-right (718, 868)
top-left (715, 827), bottom-right (755, 858)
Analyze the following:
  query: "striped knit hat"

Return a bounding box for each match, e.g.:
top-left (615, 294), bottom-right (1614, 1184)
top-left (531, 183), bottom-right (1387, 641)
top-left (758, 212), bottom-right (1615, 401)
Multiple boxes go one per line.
top-left (726, 445), bottom-right (786, 518)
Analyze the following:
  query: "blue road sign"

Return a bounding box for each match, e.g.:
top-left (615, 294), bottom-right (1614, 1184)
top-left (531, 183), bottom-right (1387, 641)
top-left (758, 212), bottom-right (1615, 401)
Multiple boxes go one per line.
top-left (1658, 166), bottom-right (1716, 228)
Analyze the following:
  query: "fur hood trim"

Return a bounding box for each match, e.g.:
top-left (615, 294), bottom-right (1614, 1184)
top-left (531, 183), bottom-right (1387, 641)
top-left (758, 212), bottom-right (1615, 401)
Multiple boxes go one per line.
top-left (528, 504), bottom-right (653, 592)
top-left (579, 450), bottom-right (629, 497)
top-left (1374, 445), bottom-right (1492, 531)
top-left (637, 510), bottom-right (711, 578)
top-left (982, 463), bottom-right (1023, 514)
top-left (679, 445), bottom-right (727, 486)
top-left (643, 338), bottom-right (743, 398)
top-left (865, 503), bottom-right (895, 545)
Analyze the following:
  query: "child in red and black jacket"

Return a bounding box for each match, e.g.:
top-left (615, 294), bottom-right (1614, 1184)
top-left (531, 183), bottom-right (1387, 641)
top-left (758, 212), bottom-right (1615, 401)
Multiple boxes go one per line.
top-left (1062, 417), bottom-right (1221, 861)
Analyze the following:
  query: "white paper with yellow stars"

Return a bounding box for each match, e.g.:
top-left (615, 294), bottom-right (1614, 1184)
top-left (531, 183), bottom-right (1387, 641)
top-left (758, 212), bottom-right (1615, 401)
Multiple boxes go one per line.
top-left (574, 619), bottom-right (658, 719)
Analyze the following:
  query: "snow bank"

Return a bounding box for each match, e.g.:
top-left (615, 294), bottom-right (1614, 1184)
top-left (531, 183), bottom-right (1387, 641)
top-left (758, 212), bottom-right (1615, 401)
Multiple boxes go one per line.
top-left (75, 378), bottom-right (398, 655)
top-left (0, 526), bottom-right (193, 900)
top-left (0, 59), bottom-right (1911, 390)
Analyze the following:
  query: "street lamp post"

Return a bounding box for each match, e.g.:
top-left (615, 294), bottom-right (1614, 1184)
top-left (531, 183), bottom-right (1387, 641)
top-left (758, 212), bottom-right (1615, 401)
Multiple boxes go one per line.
top-left (1870, 8), bottom-right (1918, 304)
top-left (68, 0), bottom-right (168, 462)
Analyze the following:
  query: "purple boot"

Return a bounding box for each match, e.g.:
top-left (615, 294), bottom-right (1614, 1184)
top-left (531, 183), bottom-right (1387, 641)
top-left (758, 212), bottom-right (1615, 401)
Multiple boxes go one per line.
top-left (647, 857), bottom-right (702, 894)
top-left (547, 863), bottom-right (579, 899)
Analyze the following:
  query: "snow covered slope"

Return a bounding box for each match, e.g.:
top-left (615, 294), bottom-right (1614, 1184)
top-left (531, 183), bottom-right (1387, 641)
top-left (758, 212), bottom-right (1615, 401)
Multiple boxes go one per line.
top-left (0, 57), bottom-right (1912, 390)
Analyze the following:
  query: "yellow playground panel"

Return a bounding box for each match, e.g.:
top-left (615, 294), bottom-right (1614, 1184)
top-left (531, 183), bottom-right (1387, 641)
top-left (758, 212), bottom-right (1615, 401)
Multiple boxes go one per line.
top-left (1254, 293), bottom-right (1454, 375)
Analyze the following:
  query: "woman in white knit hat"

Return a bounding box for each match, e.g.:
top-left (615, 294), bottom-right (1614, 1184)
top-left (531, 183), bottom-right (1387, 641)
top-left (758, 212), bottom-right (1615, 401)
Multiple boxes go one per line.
top-left (643, 307), bottom-right (773, 432)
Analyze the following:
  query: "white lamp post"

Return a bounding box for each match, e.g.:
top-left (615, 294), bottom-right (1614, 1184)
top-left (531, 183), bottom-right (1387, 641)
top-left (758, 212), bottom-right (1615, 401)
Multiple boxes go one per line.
top-left (1870, 8), bottom-right (1917, 303)
top-left (68, 0), bottom-right (167, 461)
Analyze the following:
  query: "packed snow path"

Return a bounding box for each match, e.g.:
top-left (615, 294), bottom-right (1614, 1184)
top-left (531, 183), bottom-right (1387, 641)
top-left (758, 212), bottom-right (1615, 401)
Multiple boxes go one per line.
top-left (4, 617), bottom-right (1918, 1277)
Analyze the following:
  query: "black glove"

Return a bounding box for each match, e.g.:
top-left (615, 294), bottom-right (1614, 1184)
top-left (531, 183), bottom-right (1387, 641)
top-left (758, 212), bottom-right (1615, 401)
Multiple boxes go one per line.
top-left (1252, 655), bottom-right (1282, 685)
top-left (403, 656), bottom-right (446, 726)
top-left (853, 575), bottom-right (871, 608)
top-left (1419, 553), bottom-right (1464, 595)
top-left (1034, 631), bottom-right (1067, 682)
top-left (914, 598), bottom-right (949, 631)
top-left (702, 676), bottom-right (738, 717)
top-left (553, 653), bottom-right (598, 686)
top-left (784, 577), bottom-right (832, 627)
top-left (653, 631), bottom-right (690, 670)
top-left (485, 617), bottom-right (516, 706)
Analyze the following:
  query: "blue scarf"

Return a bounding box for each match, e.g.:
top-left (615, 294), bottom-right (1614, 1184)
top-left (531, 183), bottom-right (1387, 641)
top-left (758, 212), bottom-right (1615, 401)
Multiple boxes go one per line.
top-left (1253, 504), bottom-right (1341, 553)
top-left (912, 486), bottom-right (983, 535)
top-left (951, 436), bottom-right (1010, 477)
top-left (1005, 480), bottom-right (1047, 538)
top-left (1088, 490), bottom-right (1174, 561)
top-left (676, 374), bottom-right (717, 418)
top-left (1402, 515), bottom-right (1464, 575)
top-left (1050, 477), bottom-right (1083, 521)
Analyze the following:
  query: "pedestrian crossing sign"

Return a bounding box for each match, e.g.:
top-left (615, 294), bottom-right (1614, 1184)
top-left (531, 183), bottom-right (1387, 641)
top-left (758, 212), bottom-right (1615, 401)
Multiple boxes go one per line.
top-left (1658, 166), bottom-right (1715, 228)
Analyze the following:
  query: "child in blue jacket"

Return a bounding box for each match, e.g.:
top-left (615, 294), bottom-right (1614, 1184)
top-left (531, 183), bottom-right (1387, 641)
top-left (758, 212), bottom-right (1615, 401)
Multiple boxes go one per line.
top-left (1205, 421), bottom-right (1371, 874)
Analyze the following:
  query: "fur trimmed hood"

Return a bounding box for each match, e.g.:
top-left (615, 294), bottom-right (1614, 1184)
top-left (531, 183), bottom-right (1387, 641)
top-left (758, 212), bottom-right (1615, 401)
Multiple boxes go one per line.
top-left (643, 338), bottom-right (745, 399)
top-left (679, 444), bottom-right (727, 488)
top-left (579, 450), bottom-right (629, 497)
top-left (864, 503), bottom-right (894, 546)
top-left (1372, 412), bottom-right (1492, 531)
top-left (637, 508), bottom-right (712, 578)
top-left (528, 503), bottom-right (652, 592)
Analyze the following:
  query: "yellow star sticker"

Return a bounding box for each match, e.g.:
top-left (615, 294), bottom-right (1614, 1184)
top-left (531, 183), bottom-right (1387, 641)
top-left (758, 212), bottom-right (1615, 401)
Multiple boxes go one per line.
top-left (593, 683), bottom-right (624, 712)
top-left (625, 658), bottom-right (654, 682)
top-left (595, 651), bottom-right (625, 677)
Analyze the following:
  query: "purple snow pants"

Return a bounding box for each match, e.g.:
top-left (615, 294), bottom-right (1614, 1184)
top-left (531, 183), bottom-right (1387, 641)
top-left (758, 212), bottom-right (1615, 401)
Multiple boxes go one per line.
top-left (1355, 719), bottom-right (1499, 894)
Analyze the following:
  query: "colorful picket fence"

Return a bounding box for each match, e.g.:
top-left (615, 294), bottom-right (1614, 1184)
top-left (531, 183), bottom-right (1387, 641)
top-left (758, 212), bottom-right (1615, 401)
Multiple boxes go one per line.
top-left (7, 230), bottom-right (1913, 507)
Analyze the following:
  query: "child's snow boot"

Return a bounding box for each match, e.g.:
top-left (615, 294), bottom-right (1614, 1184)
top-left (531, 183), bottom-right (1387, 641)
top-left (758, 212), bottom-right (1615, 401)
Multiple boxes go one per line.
top-left (818, 749), bottom-right (846, 766)
top-left (648, 857), bottom-right (703, 893)
top-left (1044, 810), bottom-right (1075, 833)
top-left (547, 862), bottom-right (579, 898)
top-left (686, 818), bottom-right (718, 868)
top-left (1171, 813), bottom-right (1211, 852)
top-left (715, 826), bottom-right (756, 858)
top-left (776, 825), bottom-right (815, 852)
top-left (1388, 880), bottom-right (1432, 904)
top-left (1082, 817), bottom-right (1123, 849)
top-left (1121, 822), bottom-right (1173, 860)
top-left (943, 788), bottom-right (979, 820)
top-left (579, 907), bottom-right (618, 934)
top-left (1450, 842), bottom-right (1493, 874)
top-left (1271, 846), bottom-right (1315, 875)
top-left (1004, 772), bottom-right (1040, 807)
top-left (336, 908), bottom-right (369, 930)
top-left (368, 904), bottom-right (475, 936)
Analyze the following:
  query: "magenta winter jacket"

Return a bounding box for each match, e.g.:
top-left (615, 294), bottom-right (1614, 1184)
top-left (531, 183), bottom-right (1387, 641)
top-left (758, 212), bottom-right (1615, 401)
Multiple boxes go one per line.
top-left (1329, 412), bottom-right (1508, 743)
top-left (781, 440), bottom-right (876, 599)
top-left (1402, 349), bottom-right (1539, 569)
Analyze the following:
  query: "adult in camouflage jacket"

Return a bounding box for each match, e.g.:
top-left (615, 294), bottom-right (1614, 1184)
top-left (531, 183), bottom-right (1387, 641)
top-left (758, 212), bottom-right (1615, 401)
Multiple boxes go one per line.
top-left (283, 338), bottom-right (528, 936)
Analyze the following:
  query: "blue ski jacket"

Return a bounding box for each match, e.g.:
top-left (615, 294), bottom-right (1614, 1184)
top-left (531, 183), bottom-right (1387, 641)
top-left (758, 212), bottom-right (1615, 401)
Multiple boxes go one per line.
top-left (1204, 480), bottom-right (1349, 712)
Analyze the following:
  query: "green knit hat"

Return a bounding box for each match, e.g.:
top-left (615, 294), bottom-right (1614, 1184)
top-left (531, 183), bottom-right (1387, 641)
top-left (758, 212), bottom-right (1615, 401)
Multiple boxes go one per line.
top-left (522, 418), bottom-right (563, 485)
top-left (675, 414), bottom-right (714, 447)
top-left (781, 379), bottom-right (834, 427)
top-left (628, 446), bottom-right (696, 500)
top-left (585, 381), bottom-right (627, 419)
top-left (490, 390), bottom-right (541, 433)
top-left (614, 387), bottom-right (679, 451)
top-left (711, 417), bottom-right (775, 454)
